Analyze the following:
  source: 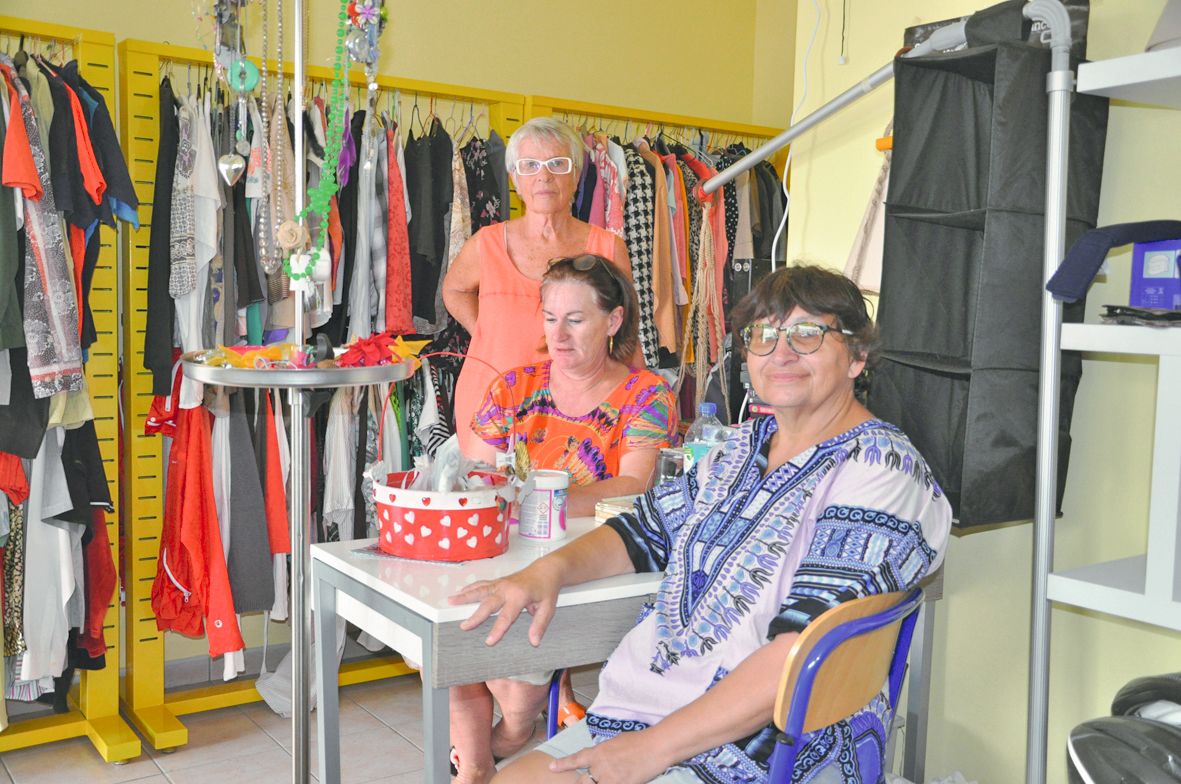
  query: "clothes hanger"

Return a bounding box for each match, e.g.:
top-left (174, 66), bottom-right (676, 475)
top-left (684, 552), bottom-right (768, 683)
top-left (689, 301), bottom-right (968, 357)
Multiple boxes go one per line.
top-left (409, 93), bottom-right (424, 137)
top-left (444, 98), bottom-right (460, 136)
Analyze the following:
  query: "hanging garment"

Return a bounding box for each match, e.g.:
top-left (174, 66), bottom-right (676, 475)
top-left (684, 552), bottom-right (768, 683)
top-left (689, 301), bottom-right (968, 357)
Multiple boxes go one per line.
top-left (634, 140), bottom-right (676, 354)
top-left (663, 155), bottom-right (691, 308)
top-left (174, 97), bottom-right (223, 409)
top-left (3, 497), bottom-right (25, 656)
top-left (371, 125), bottom-right (390, 332)
top-left (461, 135), bottom-right (502, 229)
top-left (0, 348), bottom-right (50, 459)
top-left (347, 114), bottom-right (377, 342)
top-left (621, 147), bottom-right (658, 367)
top-left (76, 507), bottom-right (115, 664)
top-left (0, 106), bottom-right (24, 352)
top-left (486, 130), bottom-right (509, 220)
top-left (38, 58), bottom-right (103, 232)
top-left (1, 56), bottom-right (83, 399)
top-left (451, 223), bottom-right (619, 458)
top-left (145, 77), bottom-right (179, 395)
top-left (317, 109), bottom-right (366, 346)
top-left (407, 117), bottom-right (454, 329)
top-left (261, 390), bottom-right (291, 556)
top-left (321, 387), bottom-right (357, 540)
top-left (225, 393), bottom-right (274, 614)
top-left (384, 126), bottom-right (413, 333)
top-left (18, 55), bottom-right (52, 158)
top-left (432, 144), bottom-right (473, 333)
top-left (573, 150), bottom-right (595, 223)
top-left (592, 132), bottom-right (624, 236)
top-left (19, 428), bottom-right (75, 683)
top-left (265, 96), bottom-right (298, 330)
top-left (152, 406), bottom-right (246, 657)
top-left (68, 65), bottom-right (139, 228)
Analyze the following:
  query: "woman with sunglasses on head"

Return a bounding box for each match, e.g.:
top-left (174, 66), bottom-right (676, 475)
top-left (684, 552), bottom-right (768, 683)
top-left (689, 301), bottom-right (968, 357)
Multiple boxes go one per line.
top-left (450, 265), bottom-right (951, 784)
top-left (443, 117), bottom-right (633, 461)
top-left (448, 254), bottom-right (677, 784)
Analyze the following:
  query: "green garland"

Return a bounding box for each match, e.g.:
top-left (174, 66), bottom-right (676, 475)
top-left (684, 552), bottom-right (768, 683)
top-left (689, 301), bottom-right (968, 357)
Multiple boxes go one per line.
top-left (283, 0), bottom-right (350, 282)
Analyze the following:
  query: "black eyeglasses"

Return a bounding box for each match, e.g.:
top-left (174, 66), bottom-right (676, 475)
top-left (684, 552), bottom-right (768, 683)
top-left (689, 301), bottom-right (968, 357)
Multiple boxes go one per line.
top-left (741, 321), bottom-right (853, 356)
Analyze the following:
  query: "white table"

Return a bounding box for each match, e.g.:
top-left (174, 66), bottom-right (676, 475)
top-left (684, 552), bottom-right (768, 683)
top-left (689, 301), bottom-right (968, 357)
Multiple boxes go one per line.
top-left (312, 518), bottom-right (661, 784)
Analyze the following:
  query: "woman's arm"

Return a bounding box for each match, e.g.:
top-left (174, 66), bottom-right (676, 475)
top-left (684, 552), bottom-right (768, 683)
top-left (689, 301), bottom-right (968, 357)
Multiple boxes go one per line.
top-left (566, 446), bottom-right (658, 517)
top-left (448, 523), bottom-right (637, 646)
top-left (548, 632), bottom-right (799, 783)
top-left (442, 235), bottom-right (481, 333)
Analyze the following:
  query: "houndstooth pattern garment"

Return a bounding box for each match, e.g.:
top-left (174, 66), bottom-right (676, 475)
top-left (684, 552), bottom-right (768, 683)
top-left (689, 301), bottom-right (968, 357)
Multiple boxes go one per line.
top-left (622, 148), bottom-right (658, 367)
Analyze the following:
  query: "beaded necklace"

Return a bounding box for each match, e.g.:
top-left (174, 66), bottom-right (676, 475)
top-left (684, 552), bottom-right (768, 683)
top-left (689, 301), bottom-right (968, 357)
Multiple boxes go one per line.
top-left (283, 0), bottom-right (352, 285)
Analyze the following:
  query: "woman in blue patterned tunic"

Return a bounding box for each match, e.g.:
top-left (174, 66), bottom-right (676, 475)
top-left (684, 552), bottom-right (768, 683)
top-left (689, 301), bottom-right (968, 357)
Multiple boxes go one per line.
top-left (450, 265), bottom-right (952, 784)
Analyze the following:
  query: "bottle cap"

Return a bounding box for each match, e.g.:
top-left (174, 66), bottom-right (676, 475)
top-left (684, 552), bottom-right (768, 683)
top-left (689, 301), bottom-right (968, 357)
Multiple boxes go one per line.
top-left (698, 402), bottom-right (717, 417)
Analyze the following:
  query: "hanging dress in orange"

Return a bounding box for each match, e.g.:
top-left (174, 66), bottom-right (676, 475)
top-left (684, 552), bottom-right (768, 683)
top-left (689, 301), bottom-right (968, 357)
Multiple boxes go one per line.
top-left (453, 222), bottom-right (619, 457)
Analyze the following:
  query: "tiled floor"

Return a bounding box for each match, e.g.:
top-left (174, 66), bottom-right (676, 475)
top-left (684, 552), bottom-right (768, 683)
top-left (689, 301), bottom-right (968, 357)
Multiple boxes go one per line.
top-left (0, 666), bottom-right (601, 784)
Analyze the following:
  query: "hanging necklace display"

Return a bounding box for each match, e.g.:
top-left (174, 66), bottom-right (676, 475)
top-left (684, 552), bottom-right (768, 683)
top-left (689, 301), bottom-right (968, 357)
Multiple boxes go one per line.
top-left (213, 1), bottom-right (253, 185)
top-left (257, 0), bottom-right (282, 275)
top-left (282, 0), bottom-right (382, 293)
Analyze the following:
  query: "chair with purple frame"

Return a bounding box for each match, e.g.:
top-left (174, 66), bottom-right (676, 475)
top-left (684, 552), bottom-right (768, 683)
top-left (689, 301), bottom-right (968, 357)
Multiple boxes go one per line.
top-left (768, 587), bottom-right (925, 782)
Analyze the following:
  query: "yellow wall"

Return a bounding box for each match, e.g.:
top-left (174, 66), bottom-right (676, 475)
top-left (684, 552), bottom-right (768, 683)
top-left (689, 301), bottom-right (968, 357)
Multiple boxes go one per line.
top-left (21, 0), bottom-right (769, 122)
top-left (785, 1), bottom-right (1181, 782)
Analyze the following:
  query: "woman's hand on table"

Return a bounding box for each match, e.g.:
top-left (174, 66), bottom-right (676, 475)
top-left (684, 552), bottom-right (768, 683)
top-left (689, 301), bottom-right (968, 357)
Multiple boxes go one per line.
top-left (447, 561), bottom-right (562, 647)
top-left (549, 729), bottom-right (672, 784)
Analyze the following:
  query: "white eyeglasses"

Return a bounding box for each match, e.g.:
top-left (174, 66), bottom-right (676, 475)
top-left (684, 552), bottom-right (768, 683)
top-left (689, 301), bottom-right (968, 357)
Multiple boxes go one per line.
top-left (513, 156), bottom-right (574, 176)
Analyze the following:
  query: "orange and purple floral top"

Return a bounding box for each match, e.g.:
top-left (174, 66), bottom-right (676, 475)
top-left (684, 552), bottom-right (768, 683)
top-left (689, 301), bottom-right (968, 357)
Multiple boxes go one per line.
top-left (472, 361), bottom-right (678, 487)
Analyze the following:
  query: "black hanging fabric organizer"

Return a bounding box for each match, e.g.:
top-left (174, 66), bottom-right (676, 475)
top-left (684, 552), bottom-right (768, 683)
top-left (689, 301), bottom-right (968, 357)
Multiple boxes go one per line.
top-left (868, 39), bottom-right (1109, 528)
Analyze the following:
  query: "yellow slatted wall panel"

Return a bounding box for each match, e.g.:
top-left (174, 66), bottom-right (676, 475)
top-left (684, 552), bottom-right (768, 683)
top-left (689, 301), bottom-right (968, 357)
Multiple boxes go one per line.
top-left (0, 15), bottom-right (139, 763)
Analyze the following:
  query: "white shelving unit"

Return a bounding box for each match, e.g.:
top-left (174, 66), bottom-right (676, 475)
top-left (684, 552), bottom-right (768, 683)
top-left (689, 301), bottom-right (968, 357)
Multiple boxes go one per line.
top-left (1029, 42), bottom-right (1181, 784)
top-left (1076, 46), bottom-right (1181, 108)
top-left (1048, 326), bottom-right (1181, 632)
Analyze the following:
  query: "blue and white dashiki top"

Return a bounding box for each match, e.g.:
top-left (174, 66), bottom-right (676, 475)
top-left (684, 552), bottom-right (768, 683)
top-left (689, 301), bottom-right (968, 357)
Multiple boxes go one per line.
top-left (594, 416), bottom-right (952, 783)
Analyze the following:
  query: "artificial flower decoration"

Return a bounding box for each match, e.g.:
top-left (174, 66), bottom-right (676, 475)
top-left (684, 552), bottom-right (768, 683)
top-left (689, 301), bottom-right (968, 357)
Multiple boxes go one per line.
top-left (336, 332), bottom-right (428, 369)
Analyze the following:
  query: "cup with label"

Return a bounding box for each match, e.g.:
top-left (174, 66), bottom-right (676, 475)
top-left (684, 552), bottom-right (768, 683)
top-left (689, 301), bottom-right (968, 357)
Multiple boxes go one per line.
top-left (517, 469), bottom-right (570, 541)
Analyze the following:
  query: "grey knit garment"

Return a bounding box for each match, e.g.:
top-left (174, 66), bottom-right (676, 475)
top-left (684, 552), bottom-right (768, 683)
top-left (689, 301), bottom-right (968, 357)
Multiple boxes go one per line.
top-left (226, 393), bottom-right (276, 613)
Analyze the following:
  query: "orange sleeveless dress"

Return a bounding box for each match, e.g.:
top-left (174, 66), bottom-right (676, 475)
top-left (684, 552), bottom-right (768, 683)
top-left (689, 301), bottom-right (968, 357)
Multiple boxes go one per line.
top-left (453, 222), bottom-right (620, 457)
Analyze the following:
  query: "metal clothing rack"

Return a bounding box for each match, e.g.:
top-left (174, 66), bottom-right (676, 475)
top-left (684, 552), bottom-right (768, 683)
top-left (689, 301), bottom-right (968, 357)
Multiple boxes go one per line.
top-left (0, 14), bottom-right (139, 764)
top-left (116, 37), bottom-right (527, 763)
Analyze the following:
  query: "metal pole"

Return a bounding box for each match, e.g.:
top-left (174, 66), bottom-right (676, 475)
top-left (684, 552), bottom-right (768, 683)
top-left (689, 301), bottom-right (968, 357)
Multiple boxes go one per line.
top-left (290, 0), bottom-right (310, 780)
top-left (700, 19), bottom-right (969, 195)
top-left (1024, 2), bottom-right (1074, 783)
top-left (701, 63), bottom-right (895, 195)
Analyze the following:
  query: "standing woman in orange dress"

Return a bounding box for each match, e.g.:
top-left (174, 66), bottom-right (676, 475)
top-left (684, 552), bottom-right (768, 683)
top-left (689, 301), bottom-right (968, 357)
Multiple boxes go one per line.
top-left (442, 117), bottom-right (631, 460)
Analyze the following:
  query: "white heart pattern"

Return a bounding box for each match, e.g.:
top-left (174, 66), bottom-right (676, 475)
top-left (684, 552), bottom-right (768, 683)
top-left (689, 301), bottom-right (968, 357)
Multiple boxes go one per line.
top-left (482, 526), bottom-right (492, 536)
top-left (495, 533), bottom-right (502, 544)
top-left (457, 527), bottom-right (468, 538)
top-left (440, 515), bottom-right (452, 527)
top-left (439, 538), bottom-right (451, 550)
top-left (404, 534), bottom-right (415, 545)
top-left (405, 511), bottom-right (416, 523)
top-left (394, 522), bottom-right (402, 533)
top-left (466, 536), bottom-right (478, 548)
top-left (385, 532), bottom-right (393, 543)
top-left (468, 514), bottom-right (479, 526)
top-left (420, 526), bottom-right (432, 538)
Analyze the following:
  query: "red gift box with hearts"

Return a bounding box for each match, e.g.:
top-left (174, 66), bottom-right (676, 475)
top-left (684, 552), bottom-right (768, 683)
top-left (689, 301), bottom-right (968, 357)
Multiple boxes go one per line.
top-left (374, 471), bottom-right (512, 561)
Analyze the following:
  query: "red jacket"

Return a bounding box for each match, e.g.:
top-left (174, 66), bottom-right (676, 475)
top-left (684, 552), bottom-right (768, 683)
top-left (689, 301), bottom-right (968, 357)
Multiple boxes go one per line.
top-left (151, 406), bottom-right (244, 657)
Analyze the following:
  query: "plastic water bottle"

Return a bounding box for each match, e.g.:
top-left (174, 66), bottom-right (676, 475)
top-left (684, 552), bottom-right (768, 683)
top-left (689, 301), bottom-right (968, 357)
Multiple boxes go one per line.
top-left (683, 402), bottom-right (728, 471)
